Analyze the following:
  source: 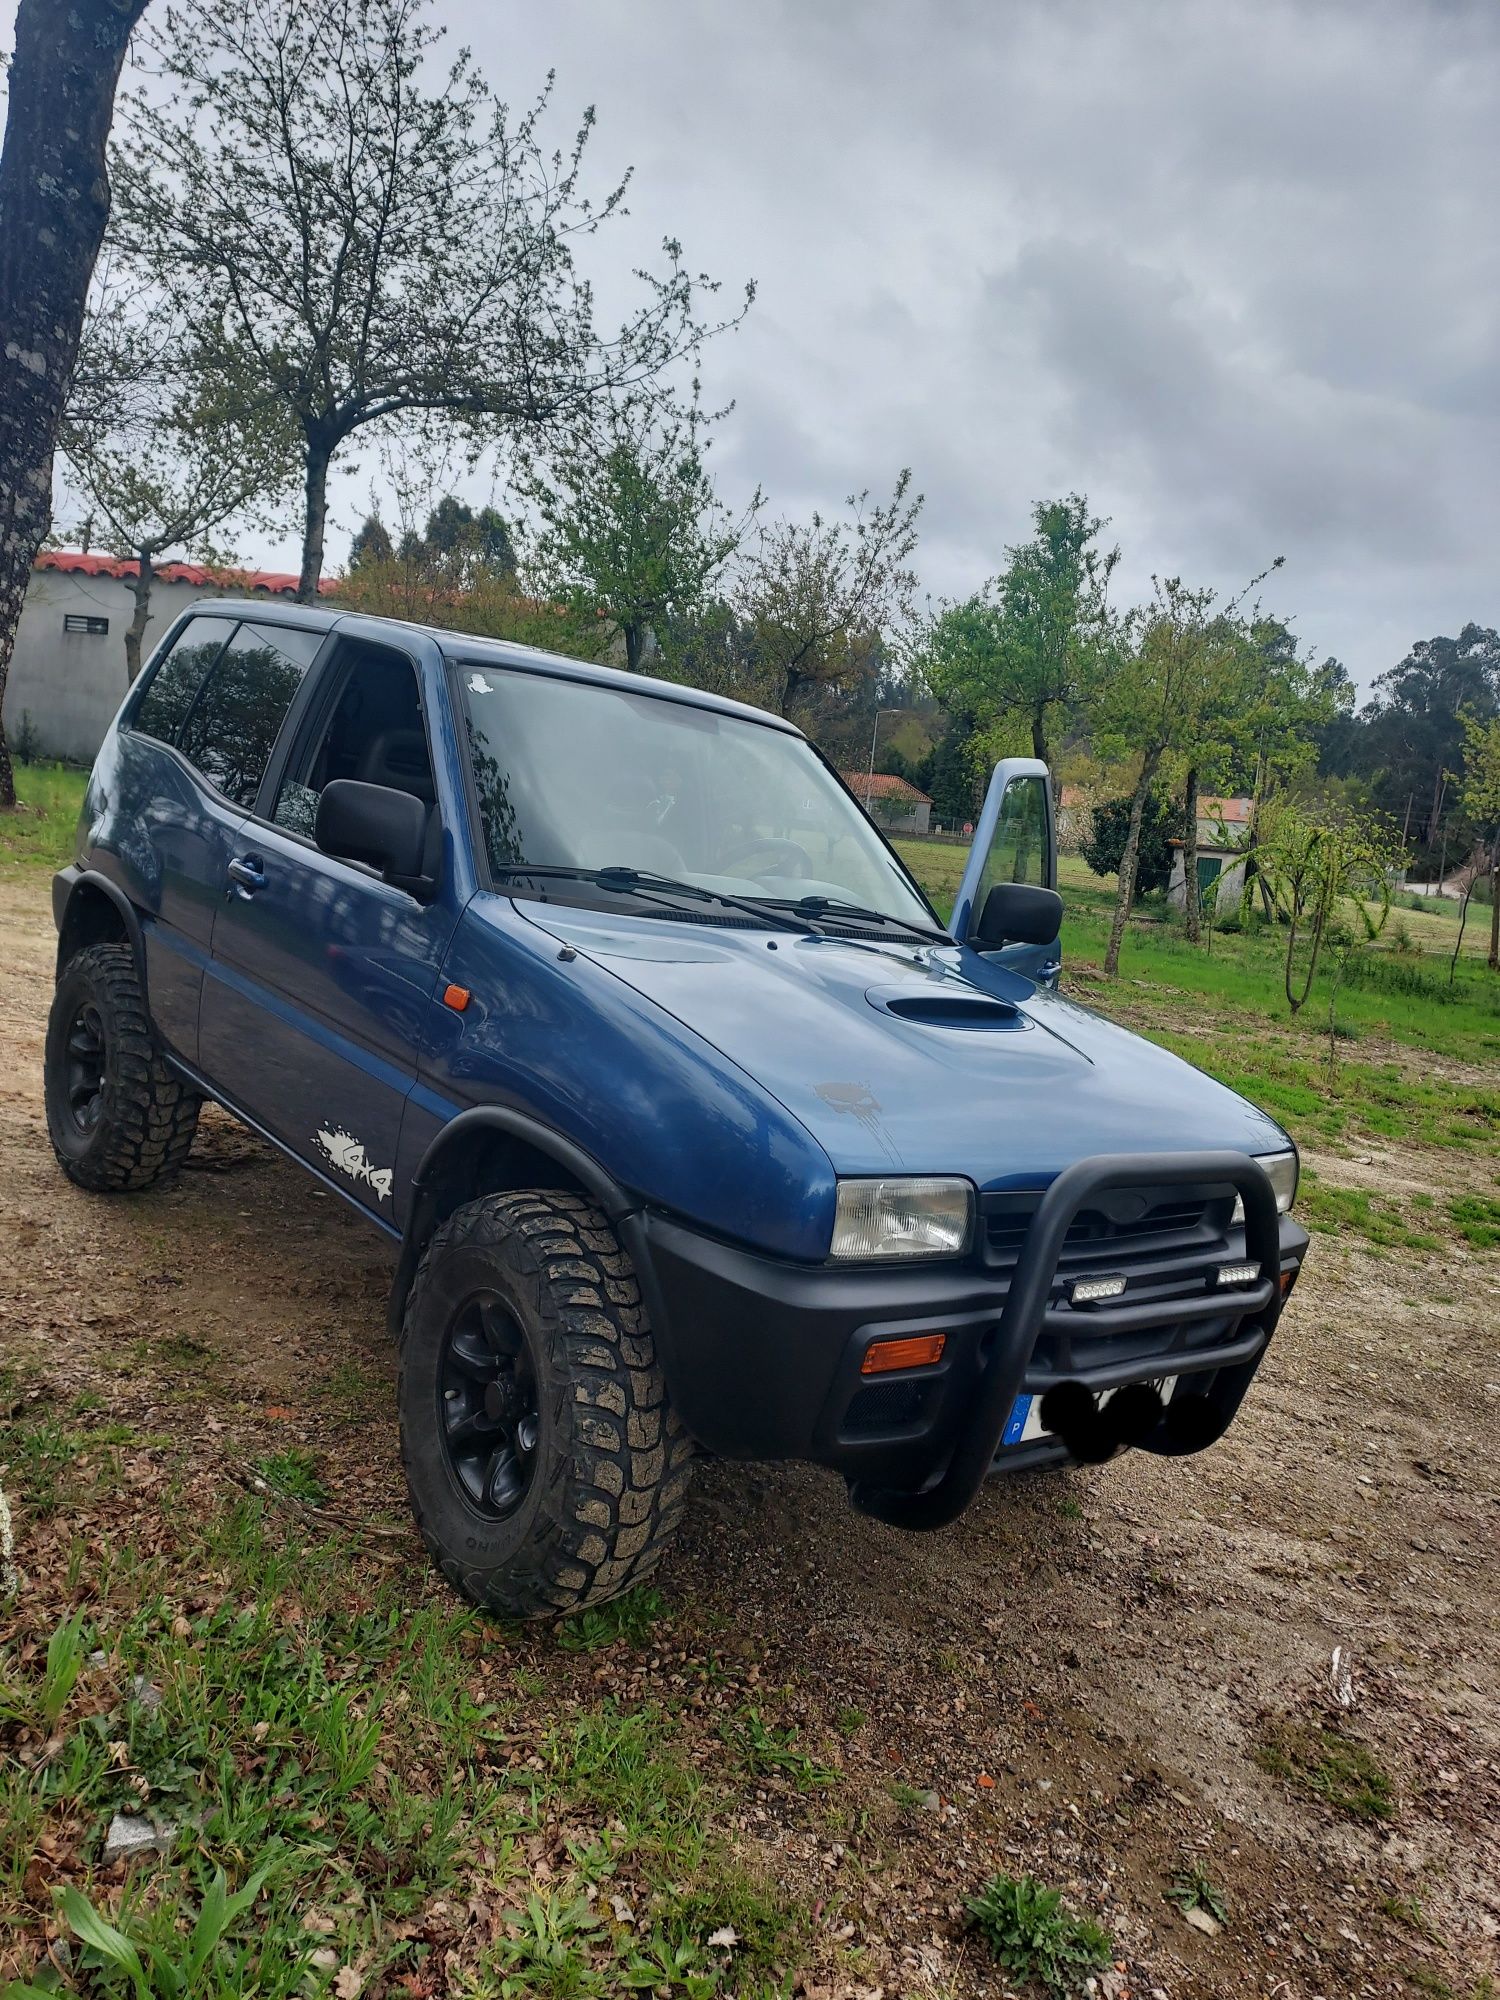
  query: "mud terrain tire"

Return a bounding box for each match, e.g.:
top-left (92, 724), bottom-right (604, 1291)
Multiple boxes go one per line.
top-left (44, 944), bottom-right (200, 1192)
top-left (399, 1189), bottom-right (693, 1619)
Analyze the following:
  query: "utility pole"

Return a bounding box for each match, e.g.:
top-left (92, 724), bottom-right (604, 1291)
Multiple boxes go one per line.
top-left (864, 706), bottom-right (895, 808)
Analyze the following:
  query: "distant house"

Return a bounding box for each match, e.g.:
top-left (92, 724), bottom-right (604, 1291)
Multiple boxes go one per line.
top-left (1167, 795), bottom-right (1255, 917)
top-left (1057, 783), bottom-right (1091, 852)
top-left (840, 770), bottom-right (933, 836)
top-left (3, 552), bottom-right (328, 765)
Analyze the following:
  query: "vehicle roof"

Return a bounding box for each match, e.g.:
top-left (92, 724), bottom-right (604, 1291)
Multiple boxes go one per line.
top-left (184, 598), bottom-right (803, 738)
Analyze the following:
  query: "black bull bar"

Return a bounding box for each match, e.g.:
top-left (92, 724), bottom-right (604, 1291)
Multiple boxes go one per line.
top-left (849, 1150), bottom-right (1285, 1531)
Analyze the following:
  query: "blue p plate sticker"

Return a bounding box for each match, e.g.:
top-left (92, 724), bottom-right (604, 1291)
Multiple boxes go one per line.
top-left (1001, 1394), bottom-right (1033, 1446)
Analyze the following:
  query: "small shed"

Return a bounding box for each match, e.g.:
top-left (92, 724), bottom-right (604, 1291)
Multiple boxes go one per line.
top-left (1167, 797), bottom-right (1254, 918)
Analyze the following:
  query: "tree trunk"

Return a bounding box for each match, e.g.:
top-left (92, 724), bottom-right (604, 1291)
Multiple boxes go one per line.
top-left (1490, 841), bottom-right (1499, 972)
top-left (0, 0), bottom-right (150, 808)
top-left (624, 620), bottom-right (644, 673)
top-left (1031, 704), bottom-right (1048, 767)
top-left (298, 430), bottom-right (334, 601)
top-left (124, 549), bottom-right (155, 682)
top-left (1181, 763), bottom-right (1201, 943)
top-left (1104, 751), bottom-right (1160, 977)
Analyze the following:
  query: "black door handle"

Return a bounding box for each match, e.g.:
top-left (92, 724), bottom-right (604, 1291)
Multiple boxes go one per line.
top-left (226, 854), bottom-right (266, 898)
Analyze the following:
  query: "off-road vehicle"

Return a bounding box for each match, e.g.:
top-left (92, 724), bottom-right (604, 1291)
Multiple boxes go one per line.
top-left (47, 603), bottom-right (1307, 1614)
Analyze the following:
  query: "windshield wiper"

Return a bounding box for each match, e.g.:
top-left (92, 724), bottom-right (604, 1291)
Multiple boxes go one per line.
top-left (490, 863), bottom-right (825, 937)
top-left (780, 895), bottom-right (951, 945)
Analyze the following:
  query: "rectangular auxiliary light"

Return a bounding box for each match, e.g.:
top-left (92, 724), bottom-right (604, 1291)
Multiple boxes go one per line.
top-left (1215, 1261), bottom-right (1260, 1288)
top-left (1068, 1273), bottom-right (1126, 1306)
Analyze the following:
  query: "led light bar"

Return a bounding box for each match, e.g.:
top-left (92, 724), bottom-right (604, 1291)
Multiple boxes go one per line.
top-left (1068, 1273), bottom-right (1126, 1305)
top-left (1214, 1260), bottom-right (1260, 1288)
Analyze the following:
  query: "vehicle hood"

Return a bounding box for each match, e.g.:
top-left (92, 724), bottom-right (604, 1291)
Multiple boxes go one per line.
top-left (516, 905), bottom-right (1290, 1186)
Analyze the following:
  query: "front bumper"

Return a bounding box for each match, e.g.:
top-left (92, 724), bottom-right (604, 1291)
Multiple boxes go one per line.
top-left (626, 1150), bottom-right (1307, 1528)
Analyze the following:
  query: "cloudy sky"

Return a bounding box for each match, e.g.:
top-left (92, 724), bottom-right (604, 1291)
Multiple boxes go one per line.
top-left (409, 0), bottom-right (1495, 694)
top-left (34, 0), bottom-right (1500, 690)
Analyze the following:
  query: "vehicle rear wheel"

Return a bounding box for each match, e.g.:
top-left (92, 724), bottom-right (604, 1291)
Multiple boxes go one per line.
top-left (398, 1189), bottom-right (692, 1619)
top-left (44, 944), bottom-right (200, 1192)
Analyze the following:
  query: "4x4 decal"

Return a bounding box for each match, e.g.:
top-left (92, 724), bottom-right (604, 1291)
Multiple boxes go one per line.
top-left (314, 1126), bottom-right (394, 1201)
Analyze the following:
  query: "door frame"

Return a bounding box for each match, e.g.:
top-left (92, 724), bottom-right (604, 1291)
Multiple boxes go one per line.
top-left (952, 756), bottom-right (1057, 942)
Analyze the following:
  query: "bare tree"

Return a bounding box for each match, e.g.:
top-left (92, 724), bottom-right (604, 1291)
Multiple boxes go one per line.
top-left (0, 0), bottom-right (150, 808)
top-left (734, 472), bottom-right (923, 719)
top-left (112, 0), bottom-right (751, 601)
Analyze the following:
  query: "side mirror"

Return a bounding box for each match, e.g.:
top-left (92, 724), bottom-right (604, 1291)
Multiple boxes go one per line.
top-left (973, 881), bottom-right (1063, 949)
top-left (316, 779), bottom-right (428, 887)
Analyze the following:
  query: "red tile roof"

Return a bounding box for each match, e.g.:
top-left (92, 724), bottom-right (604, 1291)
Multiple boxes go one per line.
top-left (840, 771), bottom-right (933, 804)
top-left (1200, 795), bottom-right (1253, 824)
top-left (36, 550), bottom-right (336, 596)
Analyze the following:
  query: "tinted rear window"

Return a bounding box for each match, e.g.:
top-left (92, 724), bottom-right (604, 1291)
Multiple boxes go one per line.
top-left (176, 621), bottom-right (324, 809)
top-left (133, 616), bottom-right (232, 744)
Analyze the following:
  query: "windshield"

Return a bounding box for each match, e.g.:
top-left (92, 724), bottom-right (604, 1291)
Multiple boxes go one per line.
top-left (457, 665), bottom-right (938, 929)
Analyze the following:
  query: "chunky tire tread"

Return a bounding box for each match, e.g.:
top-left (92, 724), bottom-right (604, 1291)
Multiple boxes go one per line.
top-left (399, 1189), bottom-right (692, 1619)
top-left (44, 944), bottom-right (200, 1192)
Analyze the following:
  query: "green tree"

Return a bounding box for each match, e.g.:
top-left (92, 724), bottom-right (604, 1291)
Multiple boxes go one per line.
top-left (349, 514), bottom-right (395, 568)
top-left (1455, 712), bottom-right (1500, 972)
top-left (112, 0), bottom-right (749, 601)
top-left (0, 0), bottom-right (151, 809)
top-left (1082, 788), bottom-right (1181, 895)
top-left (733, 471), bottom-right (923, 719)
top-left (1095, 572), bottom-right (1269, 976)
top-left (920, 493), bottom-right (1117, 770)
top-left (519, 387), bottom-right (756, 674)
top-left (1255, 798), bottom-right (1397, 1016)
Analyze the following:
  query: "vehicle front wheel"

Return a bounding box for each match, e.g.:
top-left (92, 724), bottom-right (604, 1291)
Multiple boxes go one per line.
top-left (44, 943), bottom-right (201, 1192)
top-left (398, 1190), bottom-right (693, 1619)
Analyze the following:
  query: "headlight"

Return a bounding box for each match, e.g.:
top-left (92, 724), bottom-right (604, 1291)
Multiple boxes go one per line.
top-left (830, 1177), bottom-right (974, 1260)
top-left (1232, 1149), bottom-right (1298, 1223)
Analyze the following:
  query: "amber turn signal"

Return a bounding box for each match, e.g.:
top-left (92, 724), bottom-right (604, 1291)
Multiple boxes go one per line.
top-left (860, 1332), bottom-right (946, 1375)
top-left (442, 984), bottom-right (471, 1012)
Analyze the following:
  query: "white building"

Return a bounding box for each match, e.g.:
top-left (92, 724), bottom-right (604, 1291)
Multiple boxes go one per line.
top-left (1167, 796), bottom-right (1254, 918)
top-left (3, 552), bottom-right (312, 765)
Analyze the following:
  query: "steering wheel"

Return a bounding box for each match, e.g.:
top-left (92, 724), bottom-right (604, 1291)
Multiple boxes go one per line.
top-left (716, 834), bottom-right (815, 880)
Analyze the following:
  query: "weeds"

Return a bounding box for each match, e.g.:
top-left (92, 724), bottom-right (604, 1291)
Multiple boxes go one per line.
top-left (1166, 1862), bottom-right (1228, 1924)
top-left (250, 1448), bottom-right (327, 1504)
top-left (554, 1585), bottom-right (667, 1653)
top-left (966, 1873), bottom-right (1112, 1997)
top-left (724, 1708), bottom-right (838, 1790)
top-left (1256, 1719), bottom-right (1395, 1820)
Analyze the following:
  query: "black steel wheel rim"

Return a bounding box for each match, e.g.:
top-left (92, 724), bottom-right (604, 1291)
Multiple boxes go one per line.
top-left (438, 1292), bottom-right (540, 1518)
top-left (64, 1003), bottom-right (106, 1134)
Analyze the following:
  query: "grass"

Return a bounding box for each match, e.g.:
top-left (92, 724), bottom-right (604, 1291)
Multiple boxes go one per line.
top-left (0, 1396), bottom-right (813, 1999)
top-left (894, 836), bottom-right (1500, 1183)
top-left (0, 761), bottom-right (88, 874)
top-left (1255, 1719), bottom-right (1396, 1821)
top-left (965, 1873), bottom-right (1112, 1997)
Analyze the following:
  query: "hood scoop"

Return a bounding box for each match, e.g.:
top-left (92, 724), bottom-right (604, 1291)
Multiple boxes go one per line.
top-left (866, 985), bottom-right (1028, 1031)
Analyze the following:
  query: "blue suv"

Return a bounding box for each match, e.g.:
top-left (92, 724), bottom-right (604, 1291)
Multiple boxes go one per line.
top-left (46, 602), bottom-right (1308, 1615)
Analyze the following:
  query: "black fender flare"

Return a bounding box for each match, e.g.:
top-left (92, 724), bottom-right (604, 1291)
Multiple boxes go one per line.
top-left (52, 866), bottom-right (147, 986)
top-left (386, 1105), bottom-right (669, 1342)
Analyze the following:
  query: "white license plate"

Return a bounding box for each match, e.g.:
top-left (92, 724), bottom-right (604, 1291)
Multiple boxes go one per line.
top-left (1002, 1376), bottom-right (1178, 1446)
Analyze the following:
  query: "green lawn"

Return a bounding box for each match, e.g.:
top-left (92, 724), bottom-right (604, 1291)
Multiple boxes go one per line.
top-left (0, 761), bottom-right (88, 875)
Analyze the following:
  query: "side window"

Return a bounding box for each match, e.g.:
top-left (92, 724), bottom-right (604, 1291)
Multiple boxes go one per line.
top-left (273, 648), bottom-right (435, 842)
top-left (974, 774), bottom-right (1052, 909)
top-left (132, 616), bottom-right (232, 745)
top-left (177, 621), bottom-right (323, 810)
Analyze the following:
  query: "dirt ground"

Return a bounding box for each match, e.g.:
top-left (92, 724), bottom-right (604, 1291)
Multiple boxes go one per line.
top-left (2, 869), bottom-right (1497, 1999)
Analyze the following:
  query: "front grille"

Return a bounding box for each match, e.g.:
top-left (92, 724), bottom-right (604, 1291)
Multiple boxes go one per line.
top-left (980, 1183), bottom-right (1234, 1273)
